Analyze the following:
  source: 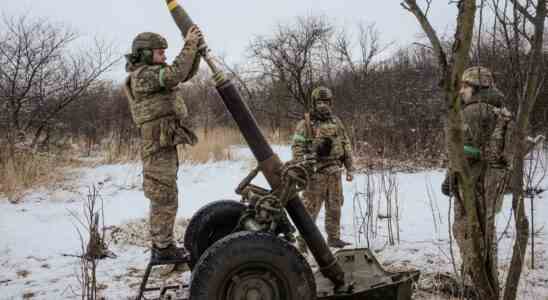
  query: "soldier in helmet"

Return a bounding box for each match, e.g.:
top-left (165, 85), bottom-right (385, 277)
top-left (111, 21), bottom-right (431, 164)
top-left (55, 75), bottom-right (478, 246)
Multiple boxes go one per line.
top-left (123, 26), bottom-right (202, 263)
top-left (292, 86), bottom-right (355, 249)
top-left (443, 66), bottom-right (512, 289)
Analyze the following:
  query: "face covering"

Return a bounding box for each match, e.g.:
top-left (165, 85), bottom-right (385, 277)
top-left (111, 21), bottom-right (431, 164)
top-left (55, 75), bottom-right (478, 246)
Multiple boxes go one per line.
top-left (314, 102), bottom-right (332, 120)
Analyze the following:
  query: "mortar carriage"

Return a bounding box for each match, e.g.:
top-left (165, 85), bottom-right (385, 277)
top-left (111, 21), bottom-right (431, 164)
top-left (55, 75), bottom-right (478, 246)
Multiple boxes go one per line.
top-left (136, 1), bottom-right (419, 299)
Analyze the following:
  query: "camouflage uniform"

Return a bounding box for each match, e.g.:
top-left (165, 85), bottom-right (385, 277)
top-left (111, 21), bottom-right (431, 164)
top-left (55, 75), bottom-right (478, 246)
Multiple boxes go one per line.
top-left (446, 67), bottom-right (512, 289)
top-left (124, 32), bottom-right (200, 249)
top-left (292, 87), bottom-right (354, 246)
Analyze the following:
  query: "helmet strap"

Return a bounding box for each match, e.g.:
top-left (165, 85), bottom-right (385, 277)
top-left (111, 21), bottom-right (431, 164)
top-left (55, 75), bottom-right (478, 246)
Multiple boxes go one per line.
top-left (138, 49), bottom-right (154, 65)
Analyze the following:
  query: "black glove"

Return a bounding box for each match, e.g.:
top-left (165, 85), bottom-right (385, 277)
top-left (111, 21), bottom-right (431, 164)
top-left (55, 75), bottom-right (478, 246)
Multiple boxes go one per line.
top-left (314, 137), bottom-right (333, 158)
top-left (441, 174), bottom-right (457, 197)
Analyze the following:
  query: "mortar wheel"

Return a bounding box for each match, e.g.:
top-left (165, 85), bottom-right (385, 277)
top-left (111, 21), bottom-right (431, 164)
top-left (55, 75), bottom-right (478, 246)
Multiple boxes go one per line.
top-left (189, 231), bottom-right (317, 300)
top-left (183, 200), bottom-right (246, 269)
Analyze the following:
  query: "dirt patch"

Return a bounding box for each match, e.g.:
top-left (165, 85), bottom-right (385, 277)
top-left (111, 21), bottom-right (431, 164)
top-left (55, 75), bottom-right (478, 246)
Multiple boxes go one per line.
top-left (107, 218), bottom-right (189, 248)
top-left (414, 272), bottom-right (477, 299)
top-left (16, 270), bottom-right (30, 278)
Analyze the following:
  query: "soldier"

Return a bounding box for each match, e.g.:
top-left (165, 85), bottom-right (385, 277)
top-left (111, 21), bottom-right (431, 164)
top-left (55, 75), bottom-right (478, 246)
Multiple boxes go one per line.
top-left (443, 66), bottom-right (512, 289)
top-left (123, 26), bottom-right (202, 262)
top-left (292, 86), bottom-right (355, 248)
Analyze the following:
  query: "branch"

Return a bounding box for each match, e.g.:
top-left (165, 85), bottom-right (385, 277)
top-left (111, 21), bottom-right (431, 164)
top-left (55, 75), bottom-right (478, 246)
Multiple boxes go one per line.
top-left (412, 42), bottom-right (434, 50)
top-left (425, 0), bottom-right (433, 16)
top-left (509, 0), bottom-right (535, 22)
top-left (402, 0), bottom-right (449, 73)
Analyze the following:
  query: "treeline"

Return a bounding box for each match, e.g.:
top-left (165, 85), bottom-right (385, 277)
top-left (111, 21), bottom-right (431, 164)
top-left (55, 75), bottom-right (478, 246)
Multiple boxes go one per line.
top-left (2, 14), bottom-right (548, 167)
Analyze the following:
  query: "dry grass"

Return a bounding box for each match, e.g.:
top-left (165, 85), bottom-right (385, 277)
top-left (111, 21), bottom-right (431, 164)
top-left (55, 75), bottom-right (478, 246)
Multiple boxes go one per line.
top-left (0, 148), bottom-right (79, 202)
top-left (178, 126), bottom-right (293, 163)
top-left (101, 127), bottom-right (288, 164)
top-left (103, 135), bottom-right (140, 164)
top-left (178, 127), bottom-right (244, 163)
top-left (0, 126), bottom-right (292, 200)
top-left (265, 127), bottom-right (293, 145)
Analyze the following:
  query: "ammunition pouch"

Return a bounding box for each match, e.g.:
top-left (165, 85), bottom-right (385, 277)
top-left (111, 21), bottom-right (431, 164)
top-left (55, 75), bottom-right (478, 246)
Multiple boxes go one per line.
top-left (141, 116), bottom-right (198, 158)
top-left (160, 116), bottom-right (198, 148)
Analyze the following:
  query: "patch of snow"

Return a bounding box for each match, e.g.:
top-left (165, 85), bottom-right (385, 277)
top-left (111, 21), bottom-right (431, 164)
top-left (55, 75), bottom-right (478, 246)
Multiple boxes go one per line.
top-left (0, 145), bottom-right (547, 299)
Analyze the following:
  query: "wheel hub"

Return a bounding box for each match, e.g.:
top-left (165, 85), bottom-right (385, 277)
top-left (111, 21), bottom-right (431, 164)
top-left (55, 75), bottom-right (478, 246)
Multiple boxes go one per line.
top-left (228, 272), bottom-right (281, 300)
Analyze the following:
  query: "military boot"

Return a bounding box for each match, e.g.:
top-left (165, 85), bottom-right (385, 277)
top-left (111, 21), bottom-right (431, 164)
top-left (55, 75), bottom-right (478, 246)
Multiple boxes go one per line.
top-left (151, 243), bottom-right (188, 264)
top-left (327, 238), bottom-right (351, 248)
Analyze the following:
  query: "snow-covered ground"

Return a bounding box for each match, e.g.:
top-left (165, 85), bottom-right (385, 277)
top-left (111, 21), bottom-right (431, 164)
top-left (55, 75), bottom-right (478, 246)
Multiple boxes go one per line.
top-left (1, 145), bottom-right (547, 299)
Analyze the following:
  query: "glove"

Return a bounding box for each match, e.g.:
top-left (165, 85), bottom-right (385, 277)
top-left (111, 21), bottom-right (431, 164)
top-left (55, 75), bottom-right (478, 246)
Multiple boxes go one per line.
top-left (314, 137), bottom-right (333, 158)
top-left (441, 174), bottom-right (457, 197)
top-left (185, 25), bottom-right (203, 46)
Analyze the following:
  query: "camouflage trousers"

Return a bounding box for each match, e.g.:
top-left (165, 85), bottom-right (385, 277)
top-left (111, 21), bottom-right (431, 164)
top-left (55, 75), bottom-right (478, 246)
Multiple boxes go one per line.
top-left (452, 163), bottom-right (507, 289)
top-left (303, 170), bottom-right (344, 240)
top-left (143, 146), bottom-right (179, 249)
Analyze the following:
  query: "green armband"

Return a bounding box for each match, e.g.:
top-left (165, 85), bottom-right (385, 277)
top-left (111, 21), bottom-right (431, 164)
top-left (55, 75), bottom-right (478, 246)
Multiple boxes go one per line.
top-left (464, 145), bottom-right (481, 160)
top-left (159, 68), bottom-right (166, 88)
top-left (293, 133), bottom-right (308, 143)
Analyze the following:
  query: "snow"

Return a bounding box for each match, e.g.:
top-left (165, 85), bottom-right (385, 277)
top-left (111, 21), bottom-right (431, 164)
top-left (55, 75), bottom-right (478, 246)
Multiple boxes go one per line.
top-left (1, 145), bottom-right (547, 299)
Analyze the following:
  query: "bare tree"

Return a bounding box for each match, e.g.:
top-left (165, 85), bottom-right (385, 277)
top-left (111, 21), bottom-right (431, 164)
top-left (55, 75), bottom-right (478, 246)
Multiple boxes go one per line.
top-left (0, 14), bottom-right (119, 158)
top-left (401, 1), bottom-right (503, 299)
top-left (334, 22), bottom-right (389, 82)
top-left (403, 0), bottom-right (548, 299)
top-left (491, 1), bottom-right (547, 299)
top-left (68, 186), bottom-right (113, 300)
top-left (178, 69), bottom-right (230, 138)
top-left (248, 16), bottom-right (332, 112)
top-left (333, 23), bottom-right (391, 139)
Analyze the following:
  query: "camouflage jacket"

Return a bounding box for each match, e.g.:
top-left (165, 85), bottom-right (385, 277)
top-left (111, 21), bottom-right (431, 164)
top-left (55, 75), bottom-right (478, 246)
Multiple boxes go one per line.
top-left (462, 87), bottom-right (512, 165)
top-left (124, 38), bottom-right (201, 157)
top-left (292, 116), bottom-right (354, 173)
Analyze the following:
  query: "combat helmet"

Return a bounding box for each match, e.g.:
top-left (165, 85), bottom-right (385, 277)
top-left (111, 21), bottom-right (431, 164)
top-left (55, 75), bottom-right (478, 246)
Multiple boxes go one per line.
top-left (311, 86), bottom-right (333, 104)
top-left (128, 32), bottom-right (168, 65)
top-left (462, 66), bottom-right (494, 88)
top-left (132, 32), bottom-right (168, 53)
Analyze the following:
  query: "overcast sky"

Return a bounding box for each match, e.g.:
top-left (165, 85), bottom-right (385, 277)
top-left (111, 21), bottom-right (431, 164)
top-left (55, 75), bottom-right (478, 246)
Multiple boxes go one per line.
top-left (1, 0), bottom-right (458, 81)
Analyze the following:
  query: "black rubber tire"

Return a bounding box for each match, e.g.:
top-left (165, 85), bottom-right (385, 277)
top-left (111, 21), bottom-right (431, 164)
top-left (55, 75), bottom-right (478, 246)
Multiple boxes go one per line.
top-left (183, 200), bottom-right (246, 269)
top-left (189, 231), bottom-right (317, 300)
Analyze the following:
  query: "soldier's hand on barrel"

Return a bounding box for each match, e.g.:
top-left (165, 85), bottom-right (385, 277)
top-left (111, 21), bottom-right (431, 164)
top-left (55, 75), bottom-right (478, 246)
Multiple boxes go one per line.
top-left (185, 25), bottom-right (203, 44)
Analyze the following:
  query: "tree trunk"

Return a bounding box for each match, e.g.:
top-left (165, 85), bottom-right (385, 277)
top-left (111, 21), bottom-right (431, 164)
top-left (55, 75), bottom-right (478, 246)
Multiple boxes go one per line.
top-left (403, 0), bottom-right (499, 298)
top-left (503, 1), bottom-right (546, 299)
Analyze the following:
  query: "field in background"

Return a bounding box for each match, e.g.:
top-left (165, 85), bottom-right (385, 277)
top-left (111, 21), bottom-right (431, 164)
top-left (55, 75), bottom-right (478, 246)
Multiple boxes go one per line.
top-left (0, 126), bottom-right (292, 200)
